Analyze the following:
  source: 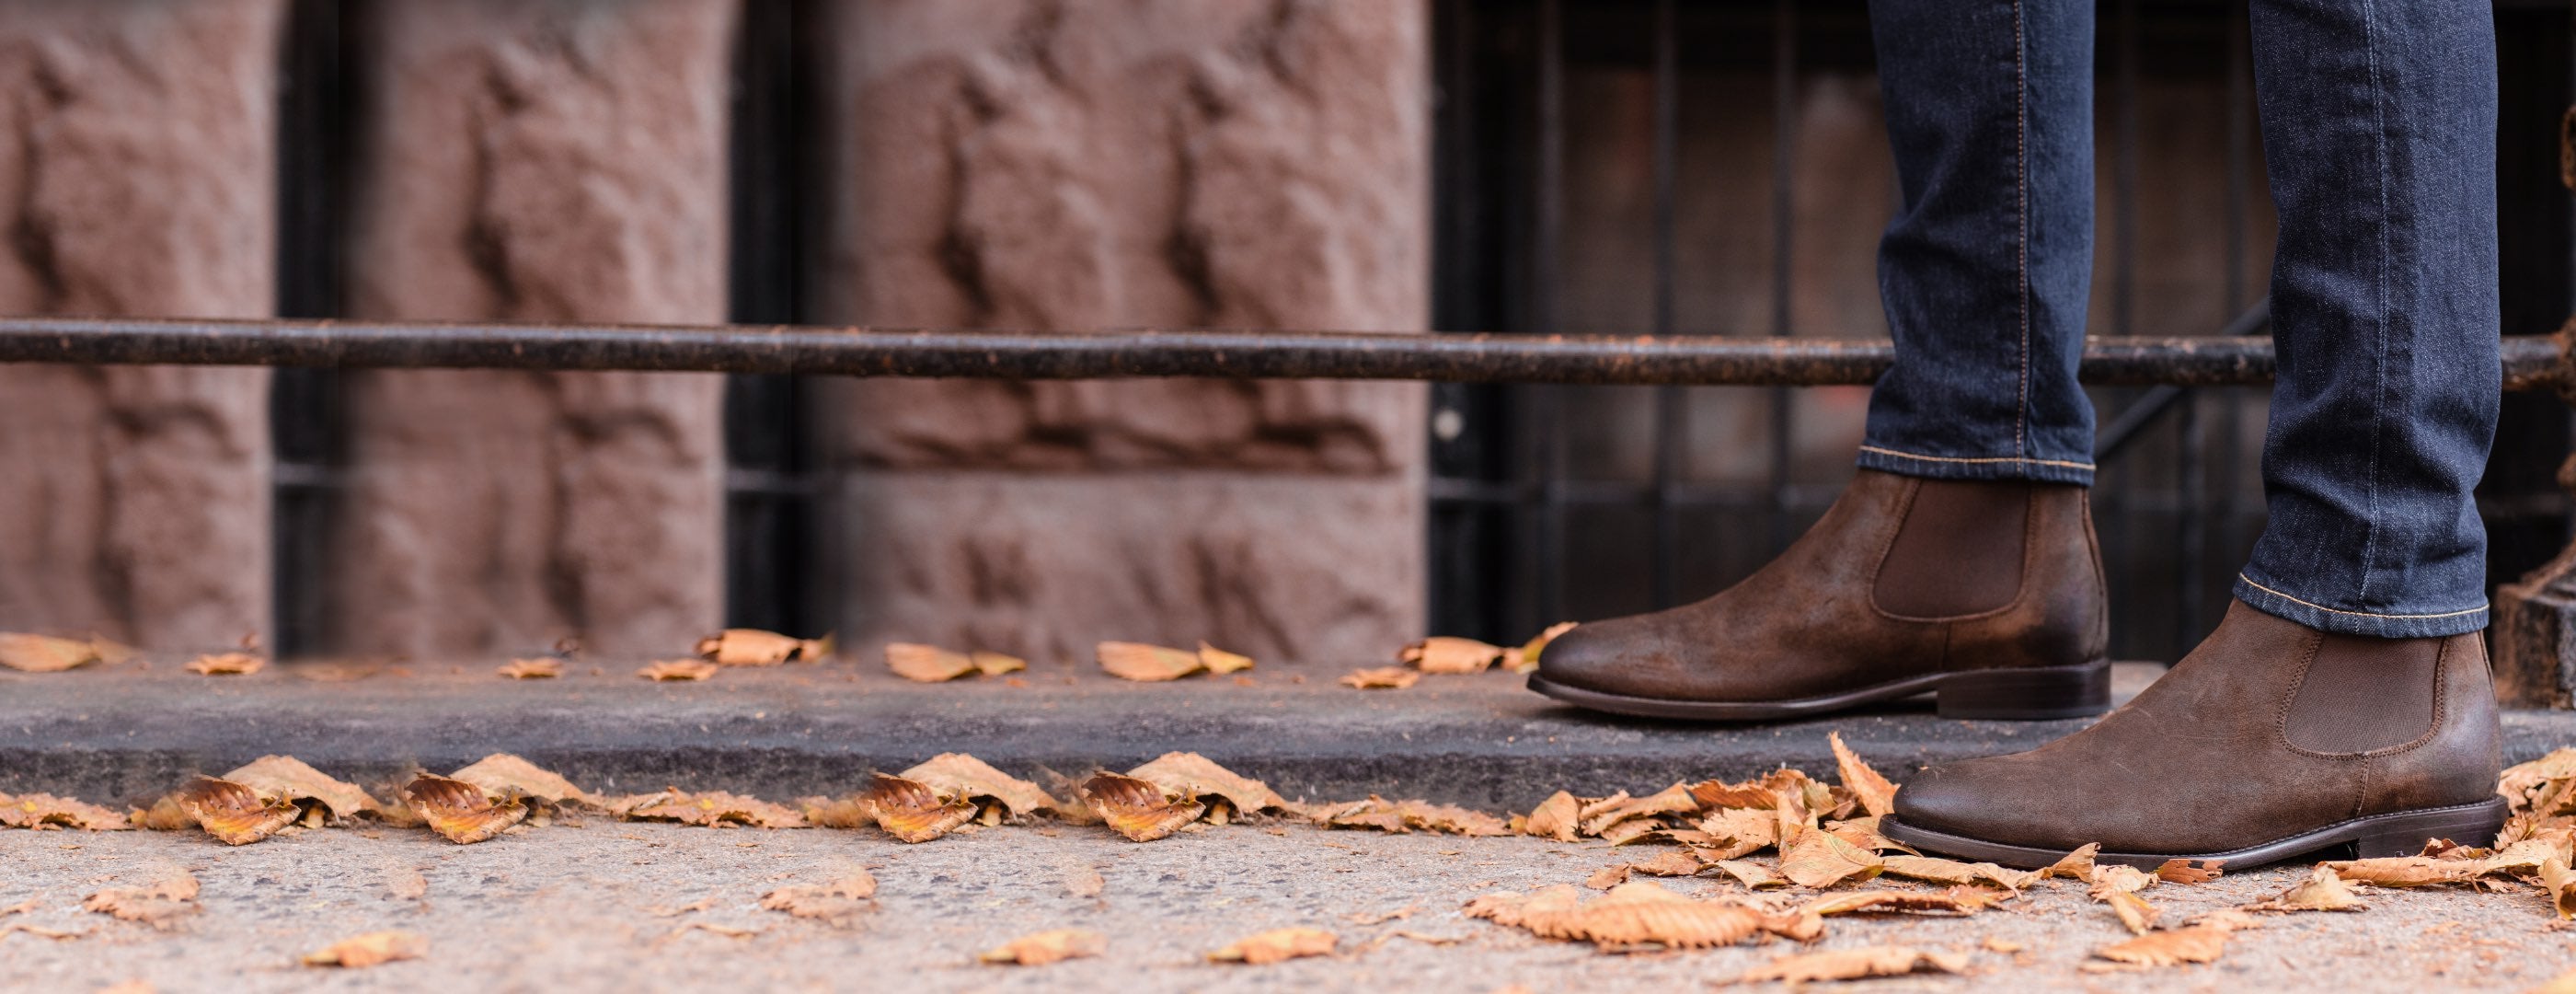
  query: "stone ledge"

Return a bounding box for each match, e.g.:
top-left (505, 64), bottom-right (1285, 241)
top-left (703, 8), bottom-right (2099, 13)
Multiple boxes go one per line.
top-left (9, 662), bottom-right (2569, 814)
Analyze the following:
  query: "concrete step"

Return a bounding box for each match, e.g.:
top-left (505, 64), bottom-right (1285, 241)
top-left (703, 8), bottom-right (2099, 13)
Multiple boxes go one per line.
top-left (6, 660), bottom-right (2570, 812)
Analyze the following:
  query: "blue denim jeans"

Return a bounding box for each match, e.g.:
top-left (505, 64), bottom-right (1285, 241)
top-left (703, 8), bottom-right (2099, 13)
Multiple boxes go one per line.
top-left (1861, 0), bottom-right (2501, 638)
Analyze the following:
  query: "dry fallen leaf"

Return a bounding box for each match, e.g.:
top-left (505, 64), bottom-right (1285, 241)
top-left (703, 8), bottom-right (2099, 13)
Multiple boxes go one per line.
top-left (971, 651), bottom-right (1027, 676)
top-left (863, 773), bottom-right (978, 842)
top-left (1401, 636), bottom-right (1508, 675)
top-left (1505, 621), bottom-right (1578, 674)
top-left (979, 928), bottom-right (1105, 965)
top-left (885, 643), bottom-right (977, 682)
top-left (1828, 733), bottom-right (1899, 818)
top-left (1524, 792), bottom-right (1581, 842)
top-left (2154, 859), bottom-right (2225, 884)
top-left (1127, 752), bottom-right (1283, 813)
top-left (1339, 666), bottom-right (1420, 690)
top-left (2090, 915), bottom-right (2252, 968)
top-left (1734, 945), bottom-right (1969, 985)
top-left (1471, 881), bottom-right (1775, 950)
top-left (387, 869), bottom-right (429, 901)
top-left (0, 632), bottom-right (109, 673)
top-left (1097, 641), bottom-right (1203, 681)
top-left (1079, 772), bottom-right (1206, 842)
top-left (2106, 889), bottom-right (2160, 935)
top-left (1198, 641), bottom-right (1255, 675)
top-left (169, 778), bottom-right (301, 846)
top-left (638, 660), bottom-right (719, 682)
top-left (2039, 843), bottom-right (2100, 881)
top-left (2247, 864), bottom-right (2365, 913)
top-left (1712, 860), bottom-right (1788, 890)
top-left (1307, 797), bottom-right (1512, 837)
top-left (797, 795), bottom-right (871, 829)
top-left (607, 790), bottom-right (806, 828)
top-left (301, 930), bottom-right (426, 968)
top-left (82, 873), bottom-right (199, 929)
top-left (760, 871), bottom-right (877, 928)
top-left (399, 774), bottom-right (528, 845)
top-left (0, 793), bottom-right (132, 831)
top-left (696, 629), bottom-right (833, 665)
top-left (1208, 927), bottom-right (1337, 965)
top-left (1779, 826), bottom-right (1885, 888)
top-left (2543, 858), bottom-right (2576, 919)
top-left (185, 652), bottom-right (264, 676)
top-left (1798, 887), bottom-right (2009, 918)
top-left (223, 756), bottom-right (378, 822)
top-left (450, 754), bottom-right (589, 806)
top-left (1581, 783), bottom-right (1700, 837)
top-left (496, 658), bottom-right (561, 679)
top-left (1878, 855), bottom-right (2037, 891)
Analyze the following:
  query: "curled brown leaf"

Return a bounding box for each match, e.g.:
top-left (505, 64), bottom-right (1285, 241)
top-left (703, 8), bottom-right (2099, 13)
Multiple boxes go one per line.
top-left (1339, 666), bottom-right (1419, 690)
top-left (885, 643), bottom-right (977, 682)
top-left (1096, 642), bottom-right (1203, 681)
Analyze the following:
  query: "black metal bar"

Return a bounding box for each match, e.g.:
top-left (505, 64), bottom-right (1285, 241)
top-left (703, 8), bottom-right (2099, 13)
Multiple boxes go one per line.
top-left (0, 316), bottom-right (2559, 388)
top-left (2096, 296), bottom-right (2271, 462)
top-left (1649, 0), bottom-right (1683, 610)
top-left (1533, 0), bottom-right (1567, 625)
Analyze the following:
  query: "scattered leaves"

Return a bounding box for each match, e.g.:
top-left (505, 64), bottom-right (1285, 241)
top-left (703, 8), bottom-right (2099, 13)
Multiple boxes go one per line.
top-left (1306, 797), bottom-right (1511, 837)
top-left (1208, 927), bottom-right (1337, 965)
top-left (980, 929), bottom-right (1105, 965)
top-left (1340, 666), bottom-right (1420, 690)
top-left (2154, 858), bottom-right (2225, 884)
top-left (638, 660), bottom-right (719, 682)
top-left (1732, 945), bottom-right (1968, 986)
top-left (301, 930), bottom-right (426, 968)
top-left (1778, 826), bottom-right (1884, 889)
top-left (862, 754), bottom-right (1060, 841)
top-left (696, 629), bottom-right (833, 665)
top-left (82, 873), bottom-right (199, 929)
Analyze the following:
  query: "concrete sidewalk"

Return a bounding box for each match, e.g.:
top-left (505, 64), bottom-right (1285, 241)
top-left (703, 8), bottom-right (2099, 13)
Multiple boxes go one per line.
top-left (1, 820), bottom-right (2564, 993)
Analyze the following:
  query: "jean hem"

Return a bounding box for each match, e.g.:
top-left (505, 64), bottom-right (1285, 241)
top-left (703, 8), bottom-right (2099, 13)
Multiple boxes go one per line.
top-left (1855, 445), bottom-right (2094, 486)
top-left (2230, 573), bottom-right (2488, 639)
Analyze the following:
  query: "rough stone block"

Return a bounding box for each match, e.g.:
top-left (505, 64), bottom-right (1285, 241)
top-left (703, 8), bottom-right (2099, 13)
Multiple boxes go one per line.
top-left (820, 0), bottom-right (1431, 471)
top-left (330, 0), bottom-right (732, 657)
top-left (0, 0), bottom-right (282, 648)
top-left (836, 472), bottom-right (1423, 667)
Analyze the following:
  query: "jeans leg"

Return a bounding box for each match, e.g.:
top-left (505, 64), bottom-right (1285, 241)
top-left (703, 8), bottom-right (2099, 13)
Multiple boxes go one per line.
top-left (1860, 0), bottom-right (2095, 485)
top-left (2235, 0), bottom-right (2500, 638)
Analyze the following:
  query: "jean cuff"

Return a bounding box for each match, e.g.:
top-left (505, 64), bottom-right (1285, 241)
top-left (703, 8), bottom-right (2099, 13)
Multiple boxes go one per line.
top-left (1854, 444), bottom-right (2095, 486)
top-left (2230, 572), bottom-right (2489, 639)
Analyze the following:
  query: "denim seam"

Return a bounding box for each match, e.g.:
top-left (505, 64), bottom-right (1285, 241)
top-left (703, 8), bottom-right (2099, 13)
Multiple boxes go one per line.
top-left (2237, 573), bottom-right (2486, 621)
top-left (1858, 445), bottom-right (2094, 472)
top-left (2008, 0), bottom-right (2030, 461)
top-left (2354, 0), bottom-right (2393, 603)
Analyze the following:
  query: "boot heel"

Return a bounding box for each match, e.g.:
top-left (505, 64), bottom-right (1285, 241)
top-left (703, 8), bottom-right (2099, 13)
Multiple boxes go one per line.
top-left (1935, 662), bottom-right (2111, 721)
top-left (2350, 799), bottom-right (2511, 859)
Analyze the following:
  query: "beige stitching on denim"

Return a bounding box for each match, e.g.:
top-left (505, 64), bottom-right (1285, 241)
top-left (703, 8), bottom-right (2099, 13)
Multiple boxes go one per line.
top-left (2237, 573), bottom-right (2487, 621)
top-left (1858, 445), bottom-right (2093, 471)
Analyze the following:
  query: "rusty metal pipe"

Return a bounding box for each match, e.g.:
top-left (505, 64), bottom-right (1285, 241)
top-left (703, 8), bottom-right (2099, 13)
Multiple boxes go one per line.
top-left (0, 317), bottom-right (2559, 389)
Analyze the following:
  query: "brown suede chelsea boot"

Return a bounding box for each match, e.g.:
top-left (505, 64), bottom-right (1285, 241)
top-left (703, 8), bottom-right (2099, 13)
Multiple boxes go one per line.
top-left (1880, 601), bottom-right (2507, 869)
top-left (1527, 468), bottom-right (2110, 721)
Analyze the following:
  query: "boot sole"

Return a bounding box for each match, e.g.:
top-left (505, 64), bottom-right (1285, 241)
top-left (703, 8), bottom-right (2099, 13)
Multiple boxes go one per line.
top-left (1524, 661), bottom-right (2111, 722)
top-left (1880, 797), bottom-right (2512, 870)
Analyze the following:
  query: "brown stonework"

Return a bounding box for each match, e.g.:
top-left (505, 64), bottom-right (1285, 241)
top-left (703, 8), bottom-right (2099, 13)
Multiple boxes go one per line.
top-left (0, 0), bottom-right (282, 648)
top-left (330, 0), bottom-right (733, 657)
top-left (821, 0), bottom-right (1430, 662)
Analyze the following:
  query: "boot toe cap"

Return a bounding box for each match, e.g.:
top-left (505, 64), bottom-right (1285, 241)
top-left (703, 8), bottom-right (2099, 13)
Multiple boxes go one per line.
top-left (1531, 622), bottom-right (1651, 695)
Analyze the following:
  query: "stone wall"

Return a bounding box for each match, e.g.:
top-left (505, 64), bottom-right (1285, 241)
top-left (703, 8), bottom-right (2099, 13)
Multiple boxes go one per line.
top-left (327, 0), bottom-right (734, 657)
top-left (0, 0), bottom-right (282, 649)
top-left (818, 0), bottom-right (1431, 665)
